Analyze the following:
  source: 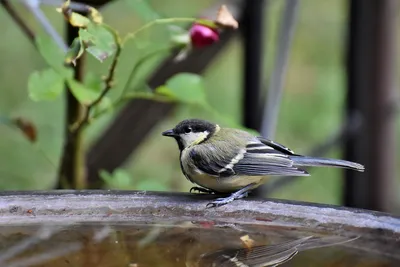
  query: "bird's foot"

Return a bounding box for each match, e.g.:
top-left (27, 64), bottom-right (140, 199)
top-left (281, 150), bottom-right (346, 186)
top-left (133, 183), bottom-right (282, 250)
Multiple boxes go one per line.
top-left (206, 183), bottom-right (256, 208)
top-left (206, 192), bottom-right (249, 208)
top-left (190, 186), bottom-right (215, 194)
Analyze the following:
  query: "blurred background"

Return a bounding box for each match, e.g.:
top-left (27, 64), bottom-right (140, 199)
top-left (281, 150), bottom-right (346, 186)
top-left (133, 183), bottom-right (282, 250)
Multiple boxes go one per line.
top-left (0, 0), bottom-right (399, 213)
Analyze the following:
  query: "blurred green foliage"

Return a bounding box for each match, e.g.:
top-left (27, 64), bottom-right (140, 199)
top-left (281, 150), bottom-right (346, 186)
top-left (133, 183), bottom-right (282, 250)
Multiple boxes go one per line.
top-left (0, 0), bottom-right (399, 209)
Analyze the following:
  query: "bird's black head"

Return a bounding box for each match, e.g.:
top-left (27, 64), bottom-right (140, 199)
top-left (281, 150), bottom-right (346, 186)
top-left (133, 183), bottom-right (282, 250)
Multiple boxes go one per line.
top-left (162, 119), bottom-right (218, 150)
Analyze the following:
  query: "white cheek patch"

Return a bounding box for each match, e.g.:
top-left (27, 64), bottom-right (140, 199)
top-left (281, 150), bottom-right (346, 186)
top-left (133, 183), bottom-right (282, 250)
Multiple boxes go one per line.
top-left (180, 131), bottom-right (209, 148)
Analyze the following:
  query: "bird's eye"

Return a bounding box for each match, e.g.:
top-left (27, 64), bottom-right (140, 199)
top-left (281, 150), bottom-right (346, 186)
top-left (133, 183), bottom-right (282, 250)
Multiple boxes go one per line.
top-left (184, 127), bottom-right (192, 133)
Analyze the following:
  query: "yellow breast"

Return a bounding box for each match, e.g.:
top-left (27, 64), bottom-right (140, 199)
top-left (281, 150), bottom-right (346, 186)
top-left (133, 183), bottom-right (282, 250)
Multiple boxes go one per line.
top-left (188, 173), bottom-right (267, 193)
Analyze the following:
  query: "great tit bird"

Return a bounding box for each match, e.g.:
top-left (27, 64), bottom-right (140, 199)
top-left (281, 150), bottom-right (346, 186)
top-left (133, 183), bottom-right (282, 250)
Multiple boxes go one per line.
top-left (162, 119), bottom-right (365, 207)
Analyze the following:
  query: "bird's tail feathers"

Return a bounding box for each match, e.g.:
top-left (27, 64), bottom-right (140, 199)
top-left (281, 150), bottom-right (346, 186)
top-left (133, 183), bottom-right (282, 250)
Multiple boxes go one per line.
top-left (291, 156), bottom-right (365, 172)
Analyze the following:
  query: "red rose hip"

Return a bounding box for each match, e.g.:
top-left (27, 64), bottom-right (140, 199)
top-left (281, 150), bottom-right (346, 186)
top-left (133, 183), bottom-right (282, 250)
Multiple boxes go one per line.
top-left (189, 23), bottom-right (220, 48)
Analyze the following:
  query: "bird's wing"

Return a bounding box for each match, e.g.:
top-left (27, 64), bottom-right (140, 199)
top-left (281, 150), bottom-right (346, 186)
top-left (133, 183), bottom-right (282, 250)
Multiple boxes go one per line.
top-left (257, 137), bottom-right (296, 155)
top-left (232, 142), bottom-right (308, 176)
top-left (189, 138), bottom-right (308, 177)
top-left (188, 146), bottom-right (236, 177)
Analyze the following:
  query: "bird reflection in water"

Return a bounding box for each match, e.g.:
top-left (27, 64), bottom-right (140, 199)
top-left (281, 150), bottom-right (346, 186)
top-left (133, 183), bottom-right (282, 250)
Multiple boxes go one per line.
top-left (187, 235), bottom-right (358, 267)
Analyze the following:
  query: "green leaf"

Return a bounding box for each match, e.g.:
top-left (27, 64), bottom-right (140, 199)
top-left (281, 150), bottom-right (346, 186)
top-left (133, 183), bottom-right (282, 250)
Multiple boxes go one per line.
top-left (35, 36), bottom-right (72, 78)
top-left (65, 37), bottom-right (84, 66)
top-left (79, 24), bottom-right (117, 62)
top-left (99, 170), bottom-right (113, 184)
top-left (67, 78), bottom-right (111, 112)
top-left (84, 71), bottom-right (104, 92)
top-left (155, 73), bottom-right (207, 105)
top-left (113, 169), bottom-right (133, 187)
top-left (126, 0), bottom-right (160, 22)
top-left (170, 32), bottom-right (190, 46)
top-left (36, 35), bottom-right (64, 63)
top-left (67, 78), bottom-right (100, 104)
top-left (93, 96), bottom-right (113, 115)
top-left (168, 25), bottom-right (190, 47)
top-left (28, 68), bottom-right (64, 101)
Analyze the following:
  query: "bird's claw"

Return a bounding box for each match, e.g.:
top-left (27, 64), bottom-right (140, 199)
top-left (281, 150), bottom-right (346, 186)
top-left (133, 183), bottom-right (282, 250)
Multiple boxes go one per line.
top-left (206, 196), bottom-right (235, 208)
top-left (206, 191), bottom-right (249, 208)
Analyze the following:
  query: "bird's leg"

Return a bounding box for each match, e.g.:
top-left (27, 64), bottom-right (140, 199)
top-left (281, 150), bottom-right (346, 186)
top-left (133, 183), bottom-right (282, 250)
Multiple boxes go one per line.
top-left (190, 186), bottom-right (215, 194)
top-left (206, 183), bottom-right (256, 208)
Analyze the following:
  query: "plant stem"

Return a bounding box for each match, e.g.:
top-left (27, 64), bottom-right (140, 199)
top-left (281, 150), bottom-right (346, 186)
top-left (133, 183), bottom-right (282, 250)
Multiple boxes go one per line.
top-left (57, 84), bottom-right (86, 189)
top-left (57, 20), bottom-right (86, 190)
top-left (62, 38), bottom-right (121, 188)
top-left (123, 18), bottom-right (195, 44)
top-left (72, 43), bottom-right (122, 132)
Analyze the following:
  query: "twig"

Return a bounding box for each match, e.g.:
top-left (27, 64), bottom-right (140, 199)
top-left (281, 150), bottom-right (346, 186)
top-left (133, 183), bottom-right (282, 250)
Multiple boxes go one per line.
top-left (72, 44), bottom-right (122, 133)
top-left (23, 0), bottom-right (68, 52)
top-left (0, 0), bottom-right (35, 43)
top-left (56, 22), bottom-right (86, 190)
top-left (260, 0), bottom-right (300, 139)
top-left (123, 17), bottom-right (196, 44)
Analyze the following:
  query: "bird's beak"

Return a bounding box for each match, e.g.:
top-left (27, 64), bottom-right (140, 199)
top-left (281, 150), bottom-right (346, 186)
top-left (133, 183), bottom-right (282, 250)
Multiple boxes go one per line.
top-left (162, 129), bottom-right (176, 137)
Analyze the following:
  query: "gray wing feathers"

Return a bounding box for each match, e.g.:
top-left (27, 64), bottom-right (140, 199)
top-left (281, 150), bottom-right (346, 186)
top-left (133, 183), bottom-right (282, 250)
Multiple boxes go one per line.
top-left (189, 148), bottom-right (235, 176)
top-left (290, 155), bottom-right (365, 172)
top-left (233, 152), bottom-right (309, 176)
top-left (231, 138), bottom-right (309, 176)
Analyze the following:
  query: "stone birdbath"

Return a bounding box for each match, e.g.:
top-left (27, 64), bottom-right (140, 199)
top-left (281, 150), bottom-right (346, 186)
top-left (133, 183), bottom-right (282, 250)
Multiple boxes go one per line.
top-left (0, 190), bottom-right (399, 267)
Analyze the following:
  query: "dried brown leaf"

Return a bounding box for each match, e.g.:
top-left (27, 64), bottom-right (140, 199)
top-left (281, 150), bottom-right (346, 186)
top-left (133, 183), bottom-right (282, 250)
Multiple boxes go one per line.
top-left (215, 5), bottom-right (239, 29)
top-left (88, 7), bottom-right (103, 24)
top-left (56, 0), bottom-right (91, 28)
top-left (13, 118), bottom-right (37, 143)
